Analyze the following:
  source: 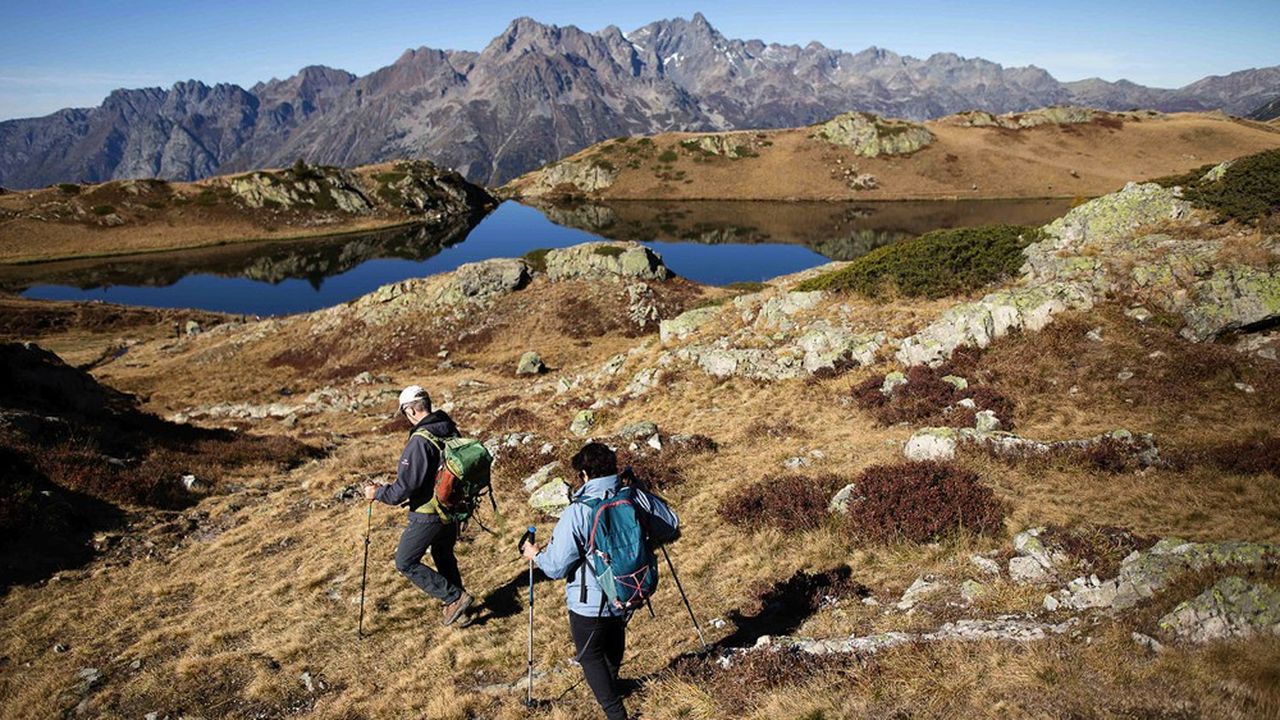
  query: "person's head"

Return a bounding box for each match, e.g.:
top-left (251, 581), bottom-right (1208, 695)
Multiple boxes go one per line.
top-left (397, 385), bottom-right (432, 424)
top-left (570, 442), bottom-right (618, 486)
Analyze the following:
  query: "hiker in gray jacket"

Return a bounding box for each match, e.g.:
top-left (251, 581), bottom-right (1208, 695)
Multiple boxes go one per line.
top-left (521, 442), bottom-right (679, 720)
top-left (363, 385), bottom-right (473, 626)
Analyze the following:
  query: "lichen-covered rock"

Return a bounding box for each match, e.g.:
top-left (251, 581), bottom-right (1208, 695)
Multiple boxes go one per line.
top-left (660, 306), bottom-right (720, 344)
top-left (753, 291), bottom-right (824, 331)
top-left (544, 242), bottom-right (670, 281)
top-left (797, 324), bottom-right (885, 373)
top-left (903, 427), bottom-right (959, 461)
top-left (1046, 539), bottom-right (1278, 612)
top-left (687, 134), bottom-right (754, 157)
top-left (336, 257), bottom-right (532, 328)
top-left (520, 461), bottom-right (561, 494)
top-left (812, 112), bottom-right (934, 156)
top-left (617, 420), bottom-right (659, 439)
top-left (897, 576), bottom-right (942, 611)
top-left (531, 159), bottom-right (617, 195)
top-left (1158, 577), bottom-right (1280, 643)
top-left (529, 478), bottom-right (572, 517)
top-left (1009, 556), bottom-right (1055, 584)
top-left (895, 282), bottom-right (1095, 366)
top-left (1200, 160), bottom-right (1235, 183)
top-left (828, 483), bottom-right (859, 515)
top-left (516, 351), bottom-right (546, 375)
top-left (229, 168), bottom-right (373, 213)
top-left (1179, 265), bottom-right (1280, 341)
top-left (570, 409), bottom-right (596, 437)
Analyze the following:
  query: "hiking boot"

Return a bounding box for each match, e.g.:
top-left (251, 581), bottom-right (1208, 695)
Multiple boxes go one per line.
top-left (442, 592), bottom-right (474, 626)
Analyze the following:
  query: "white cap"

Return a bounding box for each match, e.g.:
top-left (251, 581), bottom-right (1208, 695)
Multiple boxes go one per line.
top-left (397, 385), bottom-right (429, 414)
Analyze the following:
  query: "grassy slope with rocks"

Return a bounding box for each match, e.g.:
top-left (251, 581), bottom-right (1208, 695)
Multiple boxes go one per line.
top-left (503, 108), bottom-right (1280, 202)
top-left (0, 159), bottom-right (497, 264)
top-left (0, 179), bottom-right (1278, 718)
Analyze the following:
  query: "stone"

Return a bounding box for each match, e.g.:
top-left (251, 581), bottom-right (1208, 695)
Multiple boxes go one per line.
top-left (896, 576), bottom-right (942, 611)
top-left (783, 456), bottom-right (811, 470)
top-left (1037, 182), bottom-right (1190, 255)
top-left (300, 671), bottom-right (316, 693)
top-left (974, 410), bottom-right (1001, 433)
top-left (1117, 370), bottom-right (1134, 381)
top-left (545, 242), bottom-right (670, 281)
top-left (1009, 556), bottom-right (1054, 585)
top-left (941, 375), bottom-right (968, 391)
top-left (531, 158), bottom-right (618, 195)
top-left (1086, 327), bottom-right (1104, 342)
top-left (881, 371), bottom-right (907, 395)
top-left (796, 324), bottom-right (885, 373)
top-left (1131, 632), bottom-right (1165, 653)
top-left (353, 371), bottom-right (374, 384)
top-left (660, 307), bottom-right (720, 344)
top-left (970, 554), bottom-right (1002, 577)
top-left (1012, 528), bottom-right (1056, 569)
top-left (828, 483), bottom-right (859, 515)
top-left (184, 320), bottom-right (202, 336)
top-left (529, 478), bottom-right (572, 518)
top-left (180, 474), bottom-right (203, 492)
top-left (812, 112), bottom-right (935, 157)
top-left (618, 421), bottom-right (659, 439)
top-left (960, 579), bottom-right (987, 604)
top-left (570, 410), bottom-right (596, 437)
top-left (904, 427), bottom-right (958, 461)
top-left (1125, 307), bottom-right (1153, 322)
top-left (521, 461), bottom-right (561, 494)
top-left (1235, 382), bottom-right (1256, 393)
top-left (1158, 576), bottom-right (1280, 643)
top-left (516, 351), bottom-right (546, 376)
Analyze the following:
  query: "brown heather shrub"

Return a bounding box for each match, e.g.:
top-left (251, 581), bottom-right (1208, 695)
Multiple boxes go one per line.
top-left (485, 407), bottom-right (545, 435)
top-left (852, 364), bottom-right (1015, 429)
top-left (844, 461), bottom-right (1004, 543)
top-left (1039, 524), bottom-right (1155, 578)
top-left (718, 474), bottom-right (846, 532)
top-left (619, 433), bottom-right (718, 493)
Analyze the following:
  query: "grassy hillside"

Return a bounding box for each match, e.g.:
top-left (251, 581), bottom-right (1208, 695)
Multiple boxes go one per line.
top-left (0, 178), bottom-right (1278, 718)
top-left (0, 159), bottom-right (495, 265)
top-left (504, 109), bottom-right (1280, 202)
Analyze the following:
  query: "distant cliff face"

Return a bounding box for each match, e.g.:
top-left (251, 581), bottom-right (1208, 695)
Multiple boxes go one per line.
top-left (2, 14), bottom-right (1278, 189)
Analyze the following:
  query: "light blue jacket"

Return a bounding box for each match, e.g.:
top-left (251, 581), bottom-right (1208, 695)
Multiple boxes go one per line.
top-left (534, 474), bottom-right (680, 617)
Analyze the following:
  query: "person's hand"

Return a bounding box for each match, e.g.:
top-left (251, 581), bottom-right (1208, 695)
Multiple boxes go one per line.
top-left (521, 541), bottom-right (540, 562)
top-left (362, 483), bottom-right (379, 502)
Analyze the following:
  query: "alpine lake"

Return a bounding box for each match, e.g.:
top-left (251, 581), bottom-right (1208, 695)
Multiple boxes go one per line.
top-left (4, 198), bottom-right (1073, 316)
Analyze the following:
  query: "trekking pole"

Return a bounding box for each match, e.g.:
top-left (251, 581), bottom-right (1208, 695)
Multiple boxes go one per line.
top-left (358, 500), bottom-right (372, 639)
top-left (660, 545), bottom-right (708, 652)
top-left (519, 526), bottom-right (537, 707)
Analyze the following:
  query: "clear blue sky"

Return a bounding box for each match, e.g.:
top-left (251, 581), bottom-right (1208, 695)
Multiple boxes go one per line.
top-left (2, 0), bottom-right (1277, 121)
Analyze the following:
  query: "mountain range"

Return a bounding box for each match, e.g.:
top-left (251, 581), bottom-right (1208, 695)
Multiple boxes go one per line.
top-left (2, 13), bottom-right (1278, 189)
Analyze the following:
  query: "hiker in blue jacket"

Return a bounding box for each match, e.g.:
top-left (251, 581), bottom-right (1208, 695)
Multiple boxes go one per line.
top-left (521, 442), bottom-right (679, 720)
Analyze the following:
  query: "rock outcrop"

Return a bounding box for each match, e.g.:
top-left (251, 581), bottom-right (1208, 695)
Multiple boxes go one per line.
top-left (811, 112), bottom-right (935, 157)
top-left (529, 159), bottom-right (618, 196)
top-left (544, 242), bottom-right (670, 281)
top-left (229, 167), bottom-right (372, 214)
top-left (1158, 577), bottom-right (1280, 643)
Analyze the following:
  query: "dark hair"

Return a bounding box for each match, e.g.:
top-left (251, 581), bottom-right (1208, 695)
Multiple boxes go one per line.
top-left (571, 442), bottom-right (618, 480)
top-left (404, 397), bottom-right (431, 415)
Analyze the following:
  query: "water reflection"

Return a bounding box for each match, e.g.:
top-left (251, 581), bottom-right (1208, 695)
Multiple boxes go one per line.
top-left (531, 198), bottom-right (1074, 261)
top-left (7, 198), bottom-right (1074, 315)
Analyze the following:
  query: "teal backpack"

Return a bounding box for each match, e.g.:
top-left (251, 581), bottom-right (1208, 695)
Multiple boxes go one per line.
top-left (577, 486), bottom-right (659, 611)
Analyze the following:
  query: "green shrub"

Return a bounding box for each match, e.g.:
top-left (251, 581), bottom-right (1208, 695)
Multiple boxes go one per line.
top-left (658, 149), bottom-right (679, 163)
top-left (194, 189), bottom-right (219, 206)
top-left (593, 245), bottom-right (624, 257)
top-left (522, 248), bottom-right (551, 272)
top-left (1151, 150), bottom-right (1280, 224)
top-left (725, 281), bottom-right (768, 293)
top-left (795, 224), bottom-right (1042, 299)
top-left (590, 158), bottom-right (616, 172)
top-left (56, 183), bottom-right (81, 195)
top-left (374, 171), bottom-right (407, 184)
top-left (91, 205), bottom-right (115, 216)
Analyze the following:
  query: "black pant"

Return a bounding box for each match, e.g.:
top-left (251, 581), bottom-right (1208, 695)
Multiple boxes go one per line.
top-left (569, 611), bottom-right (628, 720)
top-left (394, 513), bottom-right (462, 603)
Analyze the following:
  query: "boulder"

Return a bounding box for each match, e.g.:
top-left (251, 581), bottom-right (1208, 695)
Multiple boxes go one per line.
top-left (1158, 576), bottom-right (1280, 643)
top-left (812, 112), bottom-right (935, 157)
top-left (570, 410), bottom-right (596, 437)
top-left (797, 324), bottom-right (885, 373)
top-left (529, 478), bottom-right (572, 518)
top-left (960, 579), bottom-right (987, 604)
top-left (531, 158), bottom-right (618, 195)
top-left (544, 242), bottom-right (670, 281)
top-left (881, 371), bottom-right (908, 395)
top-left (903, 427), bottom-right (959, 462)
top-left (617, 421), bottom-right (659, 440)
top-left (660, 306), bottom-right (720, 344)
top-left (516, 351), bottom-right (546, 376)
top-left (1179, 265), bottom-right (1280, 341)
top-left (828, 483), bottom-right (859, 515)
top-left (1009, 556), bottom-right (1054, 585)
top-left (896, 576), bottom-right (942, 611)
top-left (521, 461), bottom-right (562, 494)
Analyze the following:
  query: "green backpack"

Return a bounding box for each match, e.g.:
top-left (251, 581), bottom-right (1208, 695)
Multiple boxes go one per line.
top-left (413, 431), bottom-right (495, 523)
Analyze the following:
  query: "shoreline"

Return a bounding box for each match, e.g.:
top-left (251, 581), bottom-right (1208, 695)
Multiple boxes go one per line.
top-left (0, 217), bottom-right (438, 267)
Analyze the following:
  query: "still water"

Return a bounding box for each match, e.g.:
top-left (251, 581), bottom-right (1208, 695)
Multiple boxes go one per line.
top-left (9, 198), bottom-right (1071, 316)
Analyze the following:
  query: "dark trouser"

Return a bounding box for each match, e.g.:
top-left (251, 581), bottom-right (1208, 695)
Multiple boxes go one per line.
top-left (569, 611), bottom-right (628, 720)
top-left (394, 513), bottom-right (462, 604)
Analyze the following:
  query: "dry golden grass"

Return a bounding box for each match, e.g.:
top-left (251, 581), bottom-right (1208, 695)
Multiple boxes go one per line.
top-left (1, 275), bottom-right (1278, 718)
top-left (508, 112), bottom-right (1280, 203)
